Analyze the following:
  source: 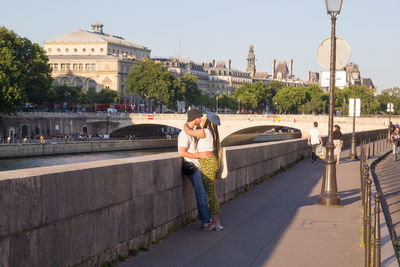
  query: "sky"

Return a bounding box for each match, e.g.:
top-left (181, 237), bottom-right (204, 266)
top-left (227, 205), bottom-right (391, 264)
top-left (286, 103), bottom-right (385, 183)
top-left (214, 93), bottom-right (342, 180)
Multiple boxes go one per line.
top-left (2, 0), bottom-right (399, 91)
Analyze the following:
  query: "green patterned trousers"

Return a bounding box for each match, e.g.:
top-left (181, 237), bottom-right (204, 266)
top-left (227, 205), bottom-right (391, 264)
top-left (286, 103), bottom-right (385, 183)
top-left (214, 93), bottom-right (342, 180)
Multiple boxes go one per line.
top-left (199, 154), bottom-right (220, 214)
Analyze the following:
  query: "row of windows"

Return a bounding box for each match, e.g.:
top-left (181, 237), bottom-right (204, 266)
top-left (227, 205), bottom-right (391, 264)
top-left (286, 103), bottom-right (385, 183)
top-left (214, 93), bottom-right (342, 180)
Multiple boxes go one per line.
top-left (48, 47), bottom-right (104, 53)
top-left (208, 83), bottom-right (232, 89)
top-left (208, 70), bottom-right (250, 78)
top-left (50, 63), bottom-right (96, 71)
top-left (57, 77), bottom-right (97, 89)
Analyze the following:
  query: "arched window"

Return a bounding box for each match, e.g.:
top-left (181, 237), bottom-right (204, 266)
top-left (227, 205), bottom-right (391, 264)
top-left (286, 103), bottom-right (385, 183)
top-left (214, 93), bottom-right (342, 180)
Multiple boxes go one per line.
top-left (88, 80), bottom-right (97, 90)
top-left (48, 48), bottom-right (52, 52)
top-left (65, 48), bottom-right (69, 52)
top-left (74, 78), bottom-right (83, 88)
top-left (57, 48), bottom-right (60, 52)
top-left (61, 77), bottom-right (71, 87)
top-left (22, 125), bottom-right (28, 139)
top-left (82, 48), bottom-right (86, 52)
top-left (74, 48), bottom-right (77, 52)
top-left (91, 48), bottom-right (95, 52)
top-left (100, 48), bottom-right (104, 52)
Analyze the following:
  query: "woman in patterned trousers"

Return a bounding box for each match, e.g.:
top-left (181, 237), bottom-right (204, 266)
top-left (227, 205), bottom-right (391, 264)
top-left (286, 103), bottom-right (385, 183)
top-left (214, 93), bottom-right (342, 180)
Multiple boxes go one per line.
top-left (184, 111), bottom-right (223, 231)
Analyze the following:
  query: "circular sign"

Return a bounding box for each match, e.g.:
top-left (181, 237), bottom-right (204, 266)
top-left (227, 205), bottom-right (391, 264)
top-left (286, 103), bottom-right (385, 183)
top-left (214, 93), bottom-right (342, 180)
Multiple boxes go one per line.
top-left (317, 37), bottom-right (351, 70)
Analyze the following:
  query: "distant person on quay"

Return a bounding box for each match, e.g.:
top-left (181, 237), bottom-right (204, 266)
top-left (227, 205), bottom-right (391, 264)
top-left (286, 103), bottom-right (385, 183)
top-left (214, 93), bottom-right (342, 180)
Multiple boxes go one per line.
top-left (333, 125), bottom-right (343, 164)
top-left (308, 121), bottom-right (323, 163)
top-left (390, 125), bottom-right (400, 161)
top-left (183, 111), bottom-right (224, 231)
top-left (178, 109), bottom-right (211, 229)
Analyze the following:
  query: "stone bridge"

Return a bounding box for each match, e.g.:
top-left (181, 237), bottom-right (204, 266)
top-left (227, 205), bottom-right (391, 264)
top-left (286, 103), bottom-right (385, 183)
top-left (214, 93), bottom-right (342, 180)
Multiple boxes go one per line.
top-left (0, 112), bottom-right (392, 142)
top-left (93, 113), bottom-right (389, 141)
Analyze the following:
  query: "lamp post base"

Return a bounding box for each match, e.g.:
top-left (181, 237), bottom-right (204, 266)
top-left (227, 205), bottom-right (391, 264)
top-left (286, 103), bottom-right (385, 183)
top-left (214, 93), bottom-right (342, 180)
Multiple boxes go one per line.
top-left (318, 192), bottom-right (341, 206)
top-left (349, 134), bottom-right (357, 160)
top-left (318, 142), bottom-right (341, 206)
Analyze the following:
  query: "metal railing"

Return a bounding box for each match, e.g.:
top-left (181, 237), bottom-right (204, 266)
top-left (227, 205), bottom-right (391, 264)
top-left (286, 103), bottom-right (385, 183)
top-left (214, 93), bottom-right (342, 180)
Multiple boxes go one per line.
top-left (359, 133), bottom-right (390, 267)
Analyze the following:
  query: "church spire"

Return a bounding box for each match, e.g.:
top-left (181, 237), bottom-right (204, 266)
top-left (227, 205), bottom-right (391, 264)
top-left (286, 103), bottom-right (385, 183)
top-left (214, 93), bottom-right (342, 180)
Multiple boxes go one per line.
top-left (246, 44), bottom-right (256, 78)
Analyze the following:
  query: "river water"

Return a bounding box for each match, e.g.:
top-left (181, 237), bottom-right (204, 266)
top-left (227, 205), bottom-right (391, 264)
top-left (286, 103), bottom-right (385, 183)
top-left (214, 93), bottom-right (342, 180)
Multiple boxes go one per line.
top-left (0, 148), bottom-right (176, 172)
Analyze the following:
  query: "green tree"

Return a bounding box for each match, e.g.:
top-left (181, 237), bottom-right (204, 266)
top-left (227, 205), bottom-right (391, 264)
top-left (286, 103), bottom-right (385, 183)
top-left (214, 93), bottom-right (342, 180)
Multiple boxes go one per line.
top-left (85, 87), bottom-right (98, 104)
top-left (218, 93), bottom-right (236, 110)
top-left (181, 73), bottom-right (201, 108)
top-left (53, 86), bottom-right (85, 106)
top-left (302, 85), bottom-right (327, 114)
top-left (334, 87), bottom-right (345, 114)
top-left (273, 86), bottom-right (307, 114)
top-left (198, 94), bottom-right (215, 110)
top-left (96, 87), bottom-right (120, 104)
top-left (233, 81), bottom-right (279, 113)
top-left (0, 26), bottom-right (52, 112)
top-left (233, 83), bottom-right (258, 111)
top-left (378, 87), bottom-right (400, 115)
top-left (342, 85), bottom-right (380, 115)
top-left (125, 58), bottom-right (183, 109)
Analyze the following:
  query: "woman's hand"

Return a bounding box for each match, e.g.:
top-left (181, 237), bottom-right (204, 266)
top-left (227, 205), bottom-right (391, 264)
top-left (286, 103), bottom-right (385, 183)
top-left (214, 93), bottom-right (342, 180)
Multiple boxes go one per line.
top-left (198, 151), bottom-right (212, 159)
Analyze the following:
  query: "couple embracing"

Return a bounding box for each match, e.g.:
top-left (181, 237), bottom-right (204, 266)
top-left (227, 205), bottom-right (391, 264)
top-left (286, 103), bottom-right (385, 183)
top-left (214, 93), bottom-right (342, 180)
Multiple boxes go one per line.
top-left (178, 109), bottom-right (223, 231)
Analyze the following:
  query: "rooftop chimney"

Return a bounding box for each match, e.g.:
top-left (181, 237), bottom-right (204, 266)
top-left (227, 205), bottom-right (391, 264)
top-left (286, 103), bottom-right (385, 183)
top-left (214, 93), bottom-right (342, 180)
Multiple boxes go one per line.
top-left (272, 59), bottom-right (276, 78)
top-left (91, 22), bottom-right (104, 34)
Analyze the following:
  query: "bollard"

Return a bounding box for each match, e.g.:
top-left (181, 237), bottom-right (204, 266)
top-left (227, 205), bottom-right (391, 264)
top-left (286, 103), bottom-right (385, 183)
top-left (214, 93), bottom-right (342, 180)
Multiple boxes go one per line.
top-left (376, 135), bottom-right (379, 155)
top-left (363, 165), bottom-right (370, 250)
top-left (368, 138), bottom-right (371, 159)
top-left (365, 179), bottom-right (372, 267)
top-left (360, 143), bottom-right (364, 176)
top-left (374, 193), bottom-right (382, 267)
top-left (379, 134), bottom-right (382, 154)
top-left (373, 137), bottom-right (375, 157)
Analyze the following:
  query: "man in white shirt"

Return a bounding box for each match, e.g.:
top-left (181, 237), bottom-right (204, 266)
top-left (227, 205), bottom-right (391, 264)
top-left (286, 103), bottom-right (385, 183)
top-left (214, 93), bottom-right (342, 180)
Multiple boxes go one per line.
top-left (308, 121), bottom-right (323, 163)
top-left (178, 109), bottom-right (211, 227)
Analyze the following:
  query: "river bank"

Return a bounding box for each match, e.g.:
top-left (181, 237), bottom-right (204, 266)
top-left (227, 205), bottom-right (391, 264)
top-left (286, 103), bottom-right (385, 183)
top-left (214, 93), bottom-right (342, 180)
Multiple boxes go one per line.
top-left (0, 139), bottom-right (177, 159)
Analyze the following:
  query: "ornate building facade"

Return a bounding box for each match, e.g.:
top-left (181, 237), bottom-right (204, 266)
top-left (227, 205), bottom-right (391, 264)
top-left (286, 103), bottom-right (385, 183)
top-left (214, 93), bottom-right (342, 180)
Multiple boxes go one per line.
top-left (204, 60), bottom-right (252, 96)
top-left (153, 58), bottom-right (209, 94)
top-left (44, 23), bottom-right (151, 99)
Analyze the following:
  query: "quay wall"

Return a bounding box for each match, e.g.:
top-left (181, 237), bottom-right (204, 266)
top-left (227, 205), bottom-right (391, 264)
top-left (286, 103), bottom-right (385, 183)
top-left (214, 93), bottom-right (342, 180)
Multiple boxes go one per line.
top-left (0, 129), bottom-right (387, 266)
top-left (0, 139), bottom-right (177, 159)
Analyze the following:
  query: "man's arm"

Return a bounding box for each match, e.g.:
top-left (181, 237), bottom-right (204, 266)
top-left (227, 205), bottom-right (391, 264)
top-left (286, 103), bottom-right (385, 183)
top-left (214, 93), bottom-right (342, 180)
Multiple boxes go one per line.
top-left (318, 135), bottom-right (323, 145)
top-left (307, 135), bottom-right (311, 146)
top-left (179, 147), bottom-right (210, 159)
top-left (184, 123), bottom-right (205, 138)
top-left (179, 147), bottom-right (200, 159)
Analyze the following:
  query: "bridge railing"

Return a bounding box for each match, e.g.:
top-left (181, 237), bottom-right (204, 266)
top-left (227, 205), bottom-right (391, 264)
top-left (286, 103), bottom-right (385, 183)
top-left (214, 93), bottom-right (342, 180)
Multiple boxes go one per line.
top-left (359, 131), bottom-right (392, 267)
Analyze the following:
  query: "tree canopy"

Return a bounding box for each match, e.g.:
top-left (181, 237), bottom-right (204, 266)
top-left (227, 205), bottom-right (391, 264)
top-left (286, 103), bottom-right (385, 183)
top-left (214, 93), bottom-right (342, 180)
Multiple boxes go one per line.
top-left (0, 26), bottom-right (53, 112)
top-left (125, 59), bottom-right (184, 109)
top-left (181, 73), bottom-right (201, 108)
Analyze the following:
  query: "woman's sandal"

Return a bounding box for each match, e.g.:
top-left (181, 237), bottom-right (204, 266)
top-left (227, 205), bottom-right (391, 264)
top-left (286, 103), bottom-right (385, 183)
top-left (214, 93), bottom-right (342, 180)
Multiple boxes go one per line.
top-left (205, 223), bottom-right (216, 231)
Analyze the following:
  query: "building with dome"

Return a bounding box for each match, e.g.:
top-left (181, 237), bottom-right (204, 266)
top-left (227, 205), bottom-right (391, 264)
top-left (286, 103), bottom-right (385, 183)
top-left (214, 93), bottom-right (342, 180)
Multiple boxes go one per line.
top-left (44, 23), bottom-right (151, 101)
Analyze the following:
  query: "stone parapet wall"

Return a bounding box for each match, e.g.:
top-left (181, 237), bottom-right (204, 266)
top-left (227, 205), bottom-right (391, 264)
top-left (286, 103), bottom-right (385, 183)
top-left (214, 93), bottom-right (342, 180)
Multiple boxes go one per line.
top-left (0, 139), bottom-right (177, 159)
top-left (0, 129), bottom-right (387, 266)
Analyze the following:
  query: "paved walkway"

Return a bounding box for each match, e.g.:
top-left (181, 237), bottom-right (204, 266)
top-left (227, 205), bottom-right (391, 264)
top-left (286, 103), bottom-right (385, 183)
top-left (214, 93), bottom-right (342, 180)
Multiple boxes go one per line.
top-left (374, 152), bottom-right (400, 254)
top-left (119, 150), bottom-right (371, 267)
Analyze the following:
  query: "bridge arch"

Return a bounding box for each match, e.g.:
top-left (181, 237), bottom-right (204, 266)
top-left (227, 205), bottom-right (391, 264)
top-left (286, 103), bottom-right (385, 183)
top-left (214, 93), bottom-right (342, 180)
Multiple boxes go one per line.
top-left (109, 123), bottom-right (181, 139)
top-left (221, 125), bottom-right (302, 146)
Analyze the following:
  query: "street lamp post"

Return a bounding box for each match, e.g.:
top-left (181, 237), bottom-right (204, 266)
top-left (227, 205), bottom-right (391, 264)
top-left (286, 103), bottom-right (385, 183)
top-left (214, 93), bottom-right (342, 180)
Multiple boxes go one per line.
top-left (349, 73), bottom-right (358, 160)
top-left (238, 98), bottom-right (241, 114)
top-left (216, 95), bottom-right (219, 113)
top-left (388, 90), bottom-right (393, 139)
top-left (318, 0), bottom-right (343, 206)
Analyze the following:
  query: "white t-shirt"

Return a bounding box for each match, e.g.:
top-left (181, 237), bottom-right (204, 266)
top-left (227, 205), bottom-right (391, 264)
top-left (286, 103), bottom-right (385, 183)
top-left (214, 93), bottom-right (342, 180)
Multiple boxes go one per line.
top-left (197, 129), bottom-right (214, 152)
top-left (178, 130), bottom-right (200, 168)
top-left (309, 127), bottom-right (321, 145)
